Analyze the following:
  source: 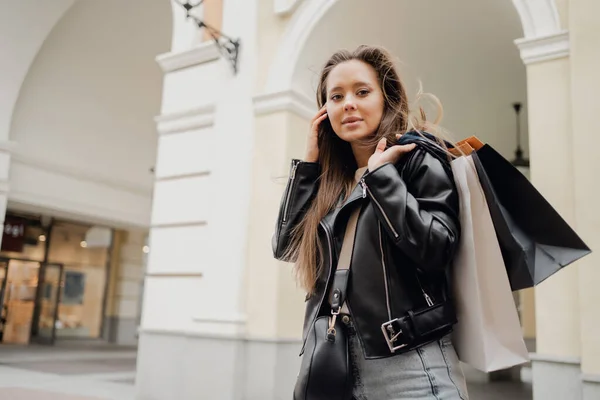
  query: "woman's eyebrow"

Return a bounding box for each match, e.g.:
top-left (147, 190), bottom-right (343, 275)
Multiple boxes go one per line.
top-left (328, 81), bottom-right (373, 93)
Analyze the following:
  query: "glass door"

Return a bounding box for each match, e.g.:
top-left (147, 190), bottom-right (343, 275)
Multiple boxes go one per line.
top-left (31, 263), bottom-right (63, 345)
top-left (1, 260), bottom-right (39, 344)
top-left (0, 260), bottom-right (8, 342)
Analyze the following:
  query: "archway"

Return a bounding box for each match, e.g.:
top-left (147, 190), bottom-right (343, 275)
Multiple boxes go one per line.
top-left (0, 0), bottom-right (172, 355)
top-left (5, 0), bottom-right (172, 228)
top-left (266, 0), bottom-right (562, 96)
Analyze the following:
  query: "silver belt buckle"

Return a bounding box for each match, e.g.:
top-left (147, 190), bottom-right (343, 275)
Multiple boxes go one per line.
top-left (381, 319), bottom-right (408, 353)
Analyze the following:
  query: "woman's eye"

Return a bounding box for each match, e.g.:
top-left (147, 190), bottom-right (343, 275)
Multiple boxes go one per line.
top-left (358, 89), bottom-right (370, 96)
top-left (331, 94), bottom-right (342, 101)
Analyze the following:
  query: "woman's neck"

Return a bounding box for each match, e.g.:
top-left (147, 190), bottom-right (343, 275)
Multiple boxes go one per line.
top-left (350, 142), bottom-right (373, 169)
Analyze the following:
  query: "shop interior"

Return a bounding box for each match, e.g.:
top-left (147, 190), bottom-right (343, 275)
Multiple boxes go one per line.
top-left (0, 211), bottom-right (112, 345)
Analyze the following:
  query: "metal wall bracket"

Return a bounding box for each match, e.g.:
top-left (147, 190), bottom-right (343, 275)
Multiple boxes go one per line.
top-left (175, 1), bottom-right (240, 74)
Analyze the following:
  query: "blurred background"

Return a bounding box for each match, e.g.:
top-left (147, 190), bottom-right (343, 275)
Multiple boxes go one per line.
top-left (0, 0), bottom-right (597, 399)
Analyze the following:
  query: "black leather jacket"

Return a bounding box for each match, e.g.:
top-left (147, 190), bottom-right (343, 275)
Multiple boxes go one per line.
top-left (272, 138), bottom-right (461, 359)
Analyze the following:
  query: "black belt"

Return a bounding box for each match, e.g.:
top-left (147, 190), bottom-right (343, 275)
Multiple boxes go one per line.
top-left (381, 301), bottom-right (457, 353)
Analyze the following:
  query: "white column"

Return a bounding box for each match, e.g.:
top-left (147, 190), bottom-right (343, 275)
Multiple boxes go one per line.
top-left (517, 34), bottom-right (583, 400)
top-left (135, 1), bottom-right (257, 399)
top-left (569, 1), bottom-right (600, 398)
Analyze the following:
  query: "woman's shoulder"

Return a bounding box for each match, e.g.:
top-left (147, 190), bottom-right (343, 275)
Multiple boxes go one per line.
top-left (397, 144), bottom-right (454, 184)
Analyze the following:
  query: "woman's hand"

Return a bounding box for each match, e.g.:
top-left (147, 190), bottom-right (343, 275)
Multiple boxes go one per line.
top-left (304, 105), bottom-right (328, 163)
top-left (367, 136), bottom-right (416, 171)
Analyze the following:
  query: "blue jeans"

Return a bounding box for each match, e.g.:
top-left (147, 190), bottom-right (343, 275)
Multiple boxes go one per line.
top-left (346, 316), bottom-right (469, 400)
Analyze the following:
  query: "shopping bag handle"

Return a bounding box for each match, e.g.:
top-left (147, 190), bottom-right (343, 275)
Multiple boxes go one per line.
top-left (449, 142), bottom-right (475, 157)
top-left (449, 136), bottom-right (485, 157)
top-left (456, 136), bottom-right (484, 150)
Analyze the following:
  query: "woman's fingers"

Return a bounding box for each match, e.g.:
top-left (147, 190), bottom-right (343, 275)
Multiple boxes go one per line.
top-left (374, 137), bottom-right (387, 154)
top-left (383, 143), bottom-right (416, 163)
top-left (369, 139), bottom-right (417, 170)
top-left (306, 106), bottom-right (327, 162)
top-left (311, 106), bottom-right (328, 129)
top-left (392, 143), bottom-right (417, 156)
top-left (311, 112), bottom-right (328, 133)
top-left (395, 143), bottom-right (416, 153)
top-left (311, 105), bottom-right (327, 123)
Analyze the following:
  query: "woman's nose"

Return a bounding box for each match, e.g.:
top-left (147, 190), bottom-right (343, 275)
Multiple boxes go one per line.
top-left (344, 99), bottom-right (357, 111)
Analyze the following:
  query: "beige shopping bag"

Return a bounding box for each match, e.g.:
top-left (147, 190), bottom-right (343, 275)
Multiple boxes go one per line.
top-left (450, 155), bottom-right (529, 372)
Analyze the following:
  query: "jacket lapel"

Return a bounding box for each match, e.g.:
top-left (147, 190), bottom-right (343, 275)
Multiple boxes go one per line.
top-left (320, 169), bottom-right (369, 260)
top-left (331, 179), bottom-right (366, 236)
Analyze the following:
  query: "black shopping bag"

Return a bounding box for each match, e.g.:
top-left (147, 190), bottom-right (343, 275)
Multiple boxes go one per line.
top-left (470, 144), bottom-right (591, 291)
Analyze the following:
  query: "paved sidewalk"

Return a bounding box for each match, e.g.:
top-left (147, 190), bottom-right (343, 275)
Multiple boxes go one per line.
top-left (469, 381), bottom-right (532, 399)
top-left (0, 341), bottom-right (136, 400)
top-left (0, 341), bottom-right (532, 400)
top-left (1, 388), bottom-right (107, 400)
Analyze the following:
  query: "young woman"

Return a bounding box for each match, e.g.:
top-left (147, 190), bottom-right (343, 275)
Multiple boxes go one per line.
top-left (272, 45), bottom-right (469, 400)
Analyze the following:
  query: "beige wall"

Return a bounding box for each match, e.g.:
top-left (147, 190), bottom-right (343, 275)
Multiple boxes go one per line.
top-left (556, 0), bottom-right (569, 29)
top-left (201, 0), bottom-right (223, 42)
top-left (245, 110), bottom-right (310, 339)
top-left (526, 0), bottom-right (600, 378)
top-left (569, 0), bottom-right (600, 375)
top-left (245, 112), bottom-right (287, 338)
top-left (116, 231), bottom-right (145, 322)
top-left (255, 0), bottom-right (290, 92)
top-left (104, 230), bottom-right (145, 324)
top-left (520, 288), bottom-right (536, 339)
top-left (276, 112), bottom-right (315, 338)
top-left (528, 56), bottom-right (581, 358)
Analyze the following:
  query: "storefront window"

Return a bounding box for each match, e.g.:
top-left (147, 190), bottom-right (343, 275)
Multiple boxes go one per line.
top-left (0, 260), bottom-right (39, 344)
top-left (47, 222), bottom-right (110, 339)
top-left (0, 214), bottom-right (47, 344)
top-left (0, 213), bottom-right (111, 344)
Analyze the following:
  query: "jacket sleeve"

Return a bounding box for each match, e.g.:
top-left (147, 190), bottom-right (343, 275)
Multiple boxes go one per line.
top-left (361, 149), bottom-right (460, 275)
top-left (272, 159), bottom-right (321, 261)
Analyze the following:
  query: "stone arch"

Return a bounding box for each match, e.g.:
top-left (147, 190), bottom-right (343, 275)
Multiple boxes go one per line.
top-left (5, 0), bottom-right (173, 228)
top-left (511, 0), bottom-right (562, 38)
top-left (265, 0), bottom-right (563, 95)
top-left (0, 1), bottom-right (77, 141)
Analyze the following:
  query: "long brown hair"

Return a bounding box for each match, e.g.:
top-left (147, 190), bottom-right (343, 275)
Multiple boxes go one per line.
top-left (284, 45), bottom-right (447, 293)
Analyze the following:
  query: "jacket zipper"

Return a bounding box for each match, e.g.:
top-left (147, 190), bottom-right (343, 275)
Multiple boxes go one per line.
top-left (416, 275), bottom-right (434, 307)
top-left (378, 223), bottom-right (393, 322)
top-left (282, 161), bottom-right (299, 222)
top-left (379, 223), bottom-right (434, 322)
top-left (366, 180), bottom-right (433, 311)
top-left (311, 221), bottom-right (333, 325)
top-left (359, 179), bottom-right (399, 239)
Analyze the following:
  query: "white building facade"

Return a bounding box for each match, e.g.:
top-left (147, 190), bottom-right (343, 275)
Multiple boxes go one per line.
top-left (1, 1), bottom-right (599, 399)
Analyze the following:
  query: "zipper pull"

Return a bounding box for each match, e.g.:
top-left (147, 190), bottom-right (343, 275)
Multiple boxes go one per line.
top-left (290, 162), bottom-right (298, 180)
top-left (359, 179), bottom-right (367, 198)
top-left (423, 291), bottom-right (434, 307)
top-left (415, 274), bottom-right (434, 307)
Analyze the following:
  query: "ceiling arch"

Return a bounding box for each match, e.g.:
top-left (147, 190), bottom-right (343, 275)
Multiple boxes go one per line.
top-left (0, 0), bottom-right (76, 141)
top-left (265, 0), bottom-right (562, 95)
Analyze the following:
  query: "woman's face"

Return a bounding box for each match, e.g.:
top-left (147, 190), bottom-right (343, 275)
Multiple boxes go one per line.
top-left (325, 60), bottom-right (385, 143)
